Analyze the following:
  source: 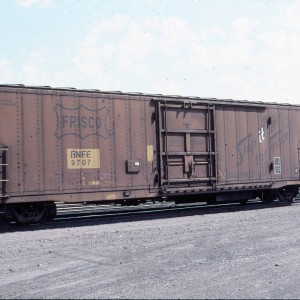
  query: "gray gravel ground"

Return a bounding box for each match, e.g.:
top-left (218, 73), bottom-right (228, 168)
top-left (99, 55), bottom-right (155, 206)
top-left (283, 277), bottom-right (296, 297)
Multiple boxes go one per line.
top-left (0, 203), bottom-right (300, 299)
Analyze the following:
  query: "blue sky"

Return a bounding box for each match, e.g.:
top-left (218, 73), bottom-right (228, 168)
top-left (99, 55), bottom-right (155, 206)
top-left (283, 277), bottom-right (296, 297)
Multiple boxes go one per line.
top-left (1, 0), bottom-right (300, 103)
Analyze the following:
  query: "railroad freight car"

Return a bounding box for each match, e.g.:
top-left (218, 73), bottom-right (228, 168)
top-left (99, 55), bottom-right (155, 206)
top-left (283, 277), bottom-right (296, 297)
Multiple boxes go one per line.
top-left (0, 84), bottom-right (299, 223)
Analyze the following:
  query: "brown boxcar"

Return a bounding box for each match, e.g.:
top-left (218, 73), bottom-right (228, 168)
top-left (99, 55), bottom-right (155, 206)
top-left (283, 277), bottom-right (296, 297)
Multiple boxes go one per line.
top-left (0, 84), bottom-right (299, 223)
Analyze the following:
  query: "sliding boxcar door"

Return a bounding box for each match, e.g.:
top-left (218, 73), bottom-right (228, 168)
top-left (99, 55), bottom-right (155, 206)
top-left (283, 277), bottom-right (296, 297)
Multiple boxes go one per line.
top-left (155, 99), bottom-right (216, 193)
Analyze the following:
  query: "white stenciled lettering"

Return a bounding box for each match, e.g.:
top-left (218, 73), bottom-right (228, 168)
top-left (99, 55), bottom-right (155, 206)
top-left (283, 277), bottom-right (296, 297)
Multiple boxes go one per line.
top-left (259, 126), bottom-right (265, 143)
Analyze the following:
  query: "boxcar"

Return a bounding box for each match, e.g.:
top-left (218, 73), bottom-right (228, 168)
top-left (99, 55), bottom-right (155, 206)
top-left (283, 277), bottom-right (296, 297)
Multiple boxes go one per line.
top-left (0, 84), bottom-right (299, 223)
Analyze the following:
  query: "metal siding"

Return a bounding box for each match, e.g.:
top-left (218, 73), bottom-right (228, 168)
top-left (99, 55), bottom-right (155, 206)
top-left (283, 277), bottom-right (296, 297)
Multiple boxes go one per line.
top-left (216, 104), bottom-right (300, 186)
top-left (1, 87), bottom-right (156, 202)
top-left (215, 108), bottom-right (227, 182)
top-left (22, 93), bottom-right (41, 193)
top-left (2, 85), bottom-right (300, 204)
top-left (235, 107), bottom-right (249, 181)
top-left (248, 109), bottom-right (261, 181)
top-left (257, 108), bottom-right (271, 181)
top-left (223, 107), bottom-right (239, 182)
top-left (289, 108), bottom-right (300, 180)
top-left (0, 90), bottom-right (18, 195)
top-left (216, 106), bottom-right (271, 184)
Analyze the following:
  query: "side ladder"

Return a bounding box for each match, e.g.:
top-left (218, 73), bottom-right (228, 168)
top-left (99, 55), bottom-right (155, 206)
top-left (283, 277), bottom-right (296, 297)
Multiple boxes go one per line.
top-left (0, 147), bottom-right (9, 198)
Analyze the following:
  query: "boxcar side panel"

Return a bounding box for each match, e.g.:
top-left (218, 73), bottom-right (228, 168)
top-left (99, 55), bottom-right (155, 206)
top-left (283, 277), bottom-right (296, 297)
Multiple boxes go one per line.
top-left (289, 108), bottom-right (300, 180)
top-left (216, 104), bottom-right (300, 188)
top-left (0, 87), bottom-right (158, 203)
top-left (2, 86), bottom-right (300, 206)
top-left (267, 106), bottom-right (299, 184)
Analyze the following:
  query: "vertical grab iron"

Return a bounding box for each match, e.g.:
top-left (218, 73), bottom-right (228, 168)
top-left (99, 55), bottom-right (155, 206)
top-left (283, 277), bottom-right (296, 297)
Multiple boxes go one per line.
top-left (0, 147), bottom-right (9, 198)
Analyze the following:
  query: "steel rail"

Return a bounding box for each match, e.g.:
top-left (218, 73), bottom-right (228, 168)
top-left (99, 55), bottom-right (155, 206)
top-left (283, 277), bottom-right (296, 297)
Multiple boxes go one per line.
top-left (53, 198), bottom-right (300, 224)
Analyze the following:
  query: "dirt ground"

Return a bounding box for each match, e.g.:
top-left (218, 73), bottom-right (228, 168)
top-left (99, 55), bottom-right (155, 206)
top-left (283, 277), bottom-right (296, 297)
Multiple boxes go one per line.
top-left (0, 203), bottom-right (300, 299)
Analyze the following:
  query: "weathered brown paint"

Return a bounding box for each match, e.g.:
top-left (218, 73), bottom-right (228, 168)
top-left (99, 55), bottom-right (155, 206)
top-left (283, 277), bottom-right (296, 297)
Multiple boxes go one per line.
top-left (0, 85), bottom-right (300, 204)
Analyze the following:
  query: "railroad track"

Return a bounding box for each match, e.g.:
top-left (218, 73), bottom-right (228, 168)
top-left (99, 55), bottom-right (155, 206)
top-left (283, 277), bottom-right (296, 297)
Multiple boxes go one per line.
top-left (2, 198), bottom-right (299, 230)
top-left (53, 197), bottom-right (300, 224)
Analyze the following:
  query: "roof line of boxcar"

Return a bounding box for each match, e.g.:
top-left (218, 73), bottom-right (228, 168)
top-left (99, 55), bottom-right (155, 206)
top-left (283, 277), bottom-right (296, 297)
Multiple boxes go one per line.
top-left (0, 83), bottom-right (298, 108)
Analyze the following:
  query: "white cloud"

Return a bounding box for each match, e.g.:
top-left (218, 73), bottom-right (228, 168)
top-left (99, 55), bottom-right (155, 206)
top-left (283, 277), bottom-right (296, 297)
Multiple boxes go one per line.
top-left (82, 15), bottom-right (129, 47)
top-left (232, 17), bottom-right (261, 39)
top-left (71, 15), bottom-right (155, 85)
top-left (72, 47), bottom-right (104, 75)
top-left (187, 40), bottom-right (254, 70)
top-left (7, 2), bottom-right (300, 104)
top-left (66, 10), bottom-right (300, 103)
top-left (102, 43), bottom-right (115, 61)
top-left (16, 0), bottom-right (52, 8)
top-left (72, 15), bottom-right (207, 83)
top-left (118, 22), bottom-right (154, 71)
top-left (158, 17), bottom-right (205, 56)
top-left (275, 2), bottom-right (300, 31)
top-left (20, 51), bottom-right (49, 84)
top-left (0, 59), bottom-right (14, 83)
top-left (213, 26), bottom-right (227, 38)
top-left (261, 30), bottom-right (300, 54)
top-left (150, 77), bottom-right (184, 96)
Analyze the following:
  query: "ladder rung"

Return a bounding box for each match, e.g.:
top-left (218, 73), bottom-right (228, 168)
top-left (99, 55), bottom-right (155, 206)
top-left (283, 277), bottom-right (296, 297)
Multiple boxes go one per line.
top-left (0, 146), bottom-right (9, 196)
top-left (163, 151), bottom-right (216, 156)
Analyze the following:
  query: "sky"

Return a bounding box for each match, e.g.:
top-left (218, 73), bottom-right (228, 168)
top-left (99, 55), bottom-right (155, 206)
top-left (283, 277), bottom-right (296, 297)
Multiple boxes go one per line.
top-left (1, 0), bottom-right (300, 104)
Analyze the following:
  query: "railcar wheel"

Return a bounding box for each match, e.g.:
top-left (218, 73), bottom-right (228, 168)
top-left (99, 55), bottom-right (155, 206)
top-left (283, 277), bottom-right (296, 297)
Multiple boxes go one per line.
top-left (11, 202), bottom-right (56, 224)
top-left (11, 203), bottom-right (45, 224)
top-left (276, 188), bottom-right (297, 204)
top-left (40, 202), bottom-right (57, 223)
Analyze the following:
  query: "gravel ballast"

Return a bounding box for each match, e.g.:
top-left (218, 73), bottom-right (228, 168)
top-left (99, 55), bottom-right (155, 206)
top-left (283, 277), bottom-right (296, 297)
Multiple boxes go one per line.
top-left (0, 204), bottom-right (299, 299)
